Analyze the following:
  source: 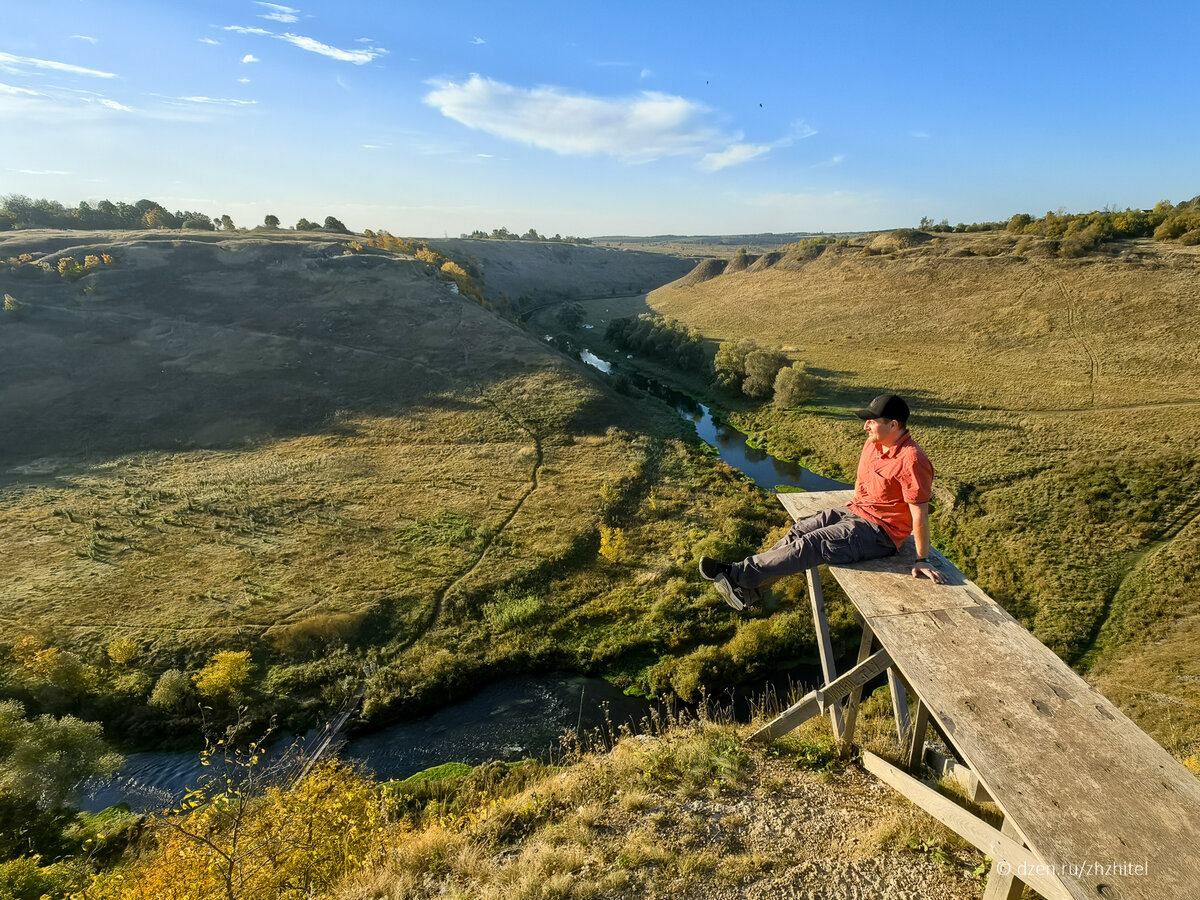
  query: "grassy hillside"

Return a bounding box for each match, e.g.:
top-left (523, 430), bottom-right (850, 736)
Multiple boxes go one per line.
top-left (644, 230), bottom-right (1200, 750)
top-left (0, 230), bottom-right (802, 746)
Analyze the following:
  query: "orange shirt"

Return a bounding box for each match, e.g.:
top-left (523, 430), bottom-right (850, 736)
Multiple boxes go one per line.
top-left (846, 431), bottom-right (934, 548)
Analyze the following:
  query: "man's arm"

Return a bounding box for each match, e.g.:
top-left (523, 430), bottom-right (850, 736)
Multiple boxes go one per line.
top-left (909, 502), bottom-right (944, 584)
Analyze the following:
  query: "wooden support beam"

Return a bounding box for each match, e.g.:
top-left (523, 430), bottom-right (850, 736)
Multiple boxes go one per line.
top-left (905, 697), bottom-right (931, 772)
top-left (860, 752), bottom-right (1071, 900)
top-left (807, 566), bottom-right (845, 738)
top-left (749, 648), bottom-right (893, 744)
top-left (924, 747), bottom-right (994, 804)
top-left (887, 667), bottom-right (910, 746)
top-left (983, 817), bottom-right (1029, 900)
top-left (838, 622), bottom-right (875, 754)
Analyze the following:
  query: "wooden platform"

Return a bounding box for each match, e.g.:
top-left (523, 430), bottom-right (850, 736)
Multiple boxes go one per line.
top-left (758, 490), bottom-right (1200, 900)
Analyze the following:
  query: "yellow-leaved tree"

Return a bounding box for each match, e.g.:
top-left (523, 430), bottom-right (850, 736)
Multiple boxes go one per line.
top-left (193, 651), bottom-right (253, 702)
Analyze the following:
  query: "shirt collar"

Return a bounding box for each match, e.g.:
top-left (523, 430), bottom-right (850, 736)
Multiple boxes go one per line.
top-left (877, 430), bottom-right (912, 458)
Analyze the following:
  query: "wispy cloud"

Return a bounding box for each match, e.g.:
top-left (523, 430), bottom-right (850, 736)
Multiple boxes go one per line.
top-left (238, 77), bottom-right (251, 83)
top-left (19, 169), bottom-right (71, 175)
top-left (424, 75), bottom-right (741, 165)
top-left (812, 153), bottom-right (845, 168)
top-left (0, 82), bottom-right (42, 96)
top-left (255, 2), bottom-right (300, 23)
top-left (242, 54), bottom-right (259, 63)
top-left (70, 35), bottom-right (98, 44)
top-left (640, 68), bottom-right (653, 79)
top-left (177, 96), bottom-right (258, 106)
top-left (0, 51), bottom-right (115, 79)
top-left (199, 38), bottom-right (220, 45)
top-left (470, 37), bottom-right (486, 45)
top-left (222, 24), bottom-right (386, 64)
top-left (97, 97), bottom-right (134, 111)
top-left (910, 130), bottom-right (929, 139)
top-left (698, 142), bottom-right (771, 172)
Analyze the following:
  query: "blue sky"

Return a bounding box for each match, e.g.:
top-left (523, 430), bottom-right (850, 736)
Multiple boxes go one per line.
top-left (3, 1), bottom-right (1198, 236)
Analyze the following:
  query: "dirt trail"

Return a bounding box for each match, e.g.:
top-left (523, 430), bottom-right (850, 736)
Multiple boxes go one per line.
top-left (1034, 264), bottom-right (1098, 407)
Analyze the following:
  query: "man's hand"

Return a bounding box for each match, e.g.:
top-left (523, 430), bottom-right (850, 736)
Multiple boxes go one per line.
top-left (908, 501), bottom-right (945, 584)
top-left (911, 560), bottom-right (944, 584)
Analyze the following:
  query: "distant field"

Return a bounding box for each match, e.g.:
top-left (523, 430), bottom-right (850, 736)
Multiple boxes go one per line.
top-left (643, 230), bottom-right (1200, 750)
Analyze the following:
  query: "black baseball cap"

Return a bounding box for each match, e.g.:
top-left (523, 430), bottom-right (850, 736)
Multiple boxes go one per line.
top-left (855, 393), bottom-right (910, 424)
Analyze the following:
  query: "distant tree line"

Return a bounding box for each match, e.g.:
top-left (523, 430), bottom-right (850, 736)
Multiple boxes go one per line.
top-left (0, 195), bottom-right (357, 236)
top-left (916, 195), bottom-right (1200, 256)
top-left (461, 226), bottom-right (593, 244)
top-left (605, 314), bottom-right (706, 371)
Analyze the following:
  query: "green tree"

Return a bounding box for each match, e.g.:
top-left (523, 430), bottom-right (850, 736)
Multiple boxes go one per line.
top-left (0, 701), bottom-right (121, 809)
top-left (219, 214), bottom-right (235, 231)
top-left (555, 302), bottom-right (584, 330)
top-left (323, 215), bottom-right (348, 232)
top-left (773, 361), bottom-right (817, 408)
top-left (742, 348), bottom-right (789, 398)
top-left (713, 338), bottom-right (758, 391)
top-left (264, 213), bottom-right (280, 228)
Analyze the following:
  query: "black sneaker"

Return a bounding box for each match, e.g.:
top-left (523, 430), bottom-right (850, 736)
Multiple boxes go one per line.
top-left (698, 556), bottom-right (731, 581)
top-left (714, 573), bottom-right (760, 611)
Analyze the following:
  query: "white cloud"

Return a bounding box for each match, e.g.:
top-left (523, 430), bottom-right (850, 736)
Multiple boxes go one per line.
top-left (238, 77), bottom-right (251, 83)
top-left (471, 37), bottom-right (486, 45)
top-left (19, 169), bottom-right (71, 175)
top-left (476, 153), bottom-right (494, 158)
top-left (355, 37), bottom-right (374, 43)
top-left (698, 142), bottom-right (771, 172)
top-left (199, 38), bottom-right (220, 45)
top-left (0, 82), bottom-right (41, 96)
top-left (70, 35), bottom-right (98, 44)
top-left (178, 96), bottom-right (258, 106)
top-left (255, 2), bottom-right (300, 23)
top-left (98, 97), bottom-right (134, 111)
top-left (640, 68), bottom-right (653, 79)
top-left (811, 153), bottom-right (845, 168)
top-left (242, 54), bottom-right (260, 63)
top-left (223, 24), bottom-right (386, 64)
top-left (424, 75), bottom-right (733, 164)
top-left (0, 51), bottom-right (115, 78)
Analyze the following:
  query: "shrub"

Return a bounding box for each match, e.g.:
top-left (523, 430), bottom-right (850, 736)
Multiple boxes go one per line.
top-left (1179, 228), bottom-right (1200, 246)
top-left (148, 669), bottom-right (192, 711)
top-left (106, 638), bottom-right (138, 667)
top-left (774, 362), bottom-right (817, 408)
top-left (598, 525), bottom-right (628, 563)
top-left (713, 338), bottom-right (757, 390)
top-left (57, 257), bottom-right (83, 281)
top-left (192, 651), bottom-right (253, 702)
top-left (0, 856), bottom-right (76, 900)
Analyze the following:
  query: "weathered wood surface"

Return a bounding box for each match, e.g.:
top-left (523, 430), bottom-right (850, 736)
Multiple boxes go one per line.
top-left (779, 490), bottom-right (1200, 900)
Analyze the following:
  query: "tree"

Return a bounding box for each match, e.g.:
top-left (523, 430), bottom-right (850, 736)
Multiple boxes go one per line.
top-left (322, 215), bottom-right (348, 232)
top-left (142, 207), bottom-right (172, 229)
top-left (219, 214), bottom-right (235, 231)
top-left (742, 348), bottom-right (789, 398)
top-left (193, 651), bottom-right (253, 702)
top-left (773, 361), bottom-right (817, 408)
top-left (295, 218), bottom-right (319, 231)
top-left (713, 338), bottom-right (758, 391)
top-left (263, 214), bottom-right (280, 228)
top-left (555, 302), bottom-right (584, 330)
top-left (0, 701), bottom-right (122, 809)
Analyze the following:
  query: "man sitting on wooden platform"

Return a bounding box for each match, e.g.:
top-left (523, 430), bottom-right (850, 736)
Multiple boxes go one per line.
top-left (700, 393), bottom-right (945, 610)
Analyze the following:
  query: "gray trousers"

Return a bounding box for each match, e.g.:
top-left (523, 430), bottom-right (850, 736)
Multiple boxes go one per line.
top-left (731, 506), bottom-right (897, 590)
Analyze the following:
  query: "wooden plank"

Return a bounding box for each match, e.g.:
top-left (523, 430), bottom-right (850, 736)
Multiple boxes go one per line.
top-left (778, 491), bottom-right (1200, 899)
top-left (983, 818), bottom-right (1029, 900)
top-left (749, 648), bottom-right (892, 744)
top-left (838, 622), bottom-right (875, 753)
top-left (807, 566), bottom-right (845, 738)
top-left (748, 691), bottom-right (821, 744)
top-left (905, 697), bottom-right (931, 773)
top-left (924, 747), bottom-right (993, 804)
top-left (862, 752), bottom-right (1073, 900)
top-left (888, 667), bottom-right (910, 746)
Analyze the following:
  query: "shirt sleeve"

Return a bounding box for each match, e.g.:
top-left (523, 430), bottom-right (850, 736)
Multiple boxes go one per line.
top-left (899, 450), bottom-right (934, 504)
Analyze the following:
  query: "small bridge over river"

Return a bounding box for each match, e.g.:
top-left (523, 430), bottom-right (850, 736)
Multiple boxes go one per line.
top-left (753, 490), bottom-right (1200, 900)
